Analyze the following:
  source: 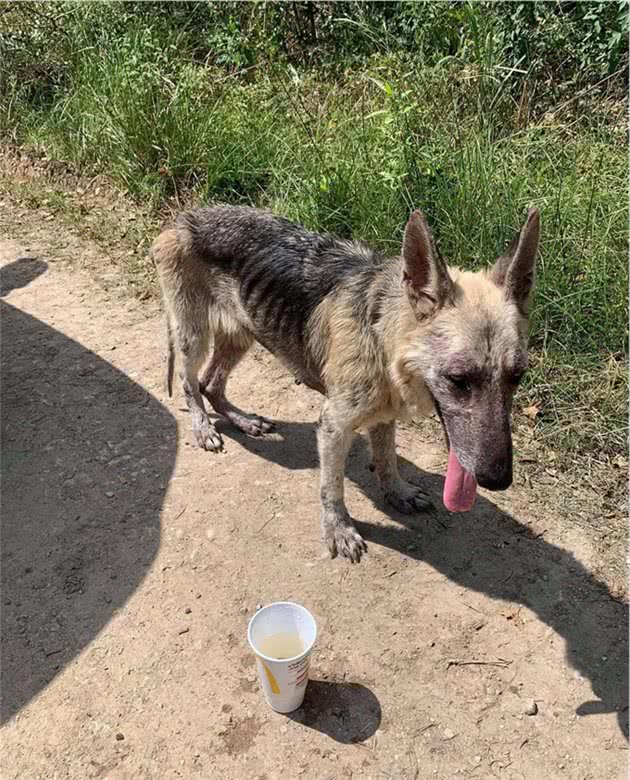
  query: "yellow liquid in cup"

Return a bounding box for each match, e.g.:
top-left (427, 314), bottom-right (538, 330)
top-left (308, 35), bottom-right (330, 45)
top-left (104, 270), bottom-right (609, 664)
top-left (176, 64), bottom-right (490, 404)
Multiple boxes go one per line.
top-left (258, 632), bottom-right (304, 660)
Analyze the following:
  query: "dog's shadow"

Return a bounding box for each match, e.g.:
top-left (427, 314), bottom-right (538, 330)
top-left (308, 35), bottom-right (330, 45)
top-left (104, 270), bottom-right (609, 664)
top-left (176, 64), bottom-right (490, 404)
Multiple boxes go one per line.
top-left (219, 419), bottom-right (629, 738)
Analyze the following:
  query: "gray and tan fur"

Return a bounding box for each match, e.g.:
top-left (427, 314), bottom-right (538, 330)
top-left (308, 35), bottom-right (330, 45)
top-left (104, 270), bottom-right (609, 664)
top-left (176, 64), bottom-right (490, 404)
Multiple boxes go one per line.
top-left (153, 205), bottom-right (540, 562)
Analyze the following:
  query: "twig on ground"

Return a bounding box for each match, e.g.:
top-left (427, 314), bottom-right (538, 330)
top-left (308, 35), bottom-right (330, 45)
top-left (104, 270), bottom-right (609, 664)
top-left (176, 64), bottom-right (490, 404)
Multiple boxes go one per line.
top-left (458, 600), bottom-right (485, 614)
top-left (446, 658), bottom-right (512, 669)
top-left (408, 744), bottom-right (420, 779)
top-left (413, 722), bottom-right (436, 737)
top-left (258, 512), bottom-right (277, 533)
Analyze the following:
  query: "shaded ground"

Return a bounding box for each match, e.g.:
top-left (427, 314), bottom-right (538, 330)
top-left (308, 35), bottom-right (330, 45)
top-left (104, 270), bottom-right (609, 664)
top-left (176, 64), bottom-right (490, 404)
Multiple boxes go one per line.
top-left (1, 200), bottom-right (627, 779)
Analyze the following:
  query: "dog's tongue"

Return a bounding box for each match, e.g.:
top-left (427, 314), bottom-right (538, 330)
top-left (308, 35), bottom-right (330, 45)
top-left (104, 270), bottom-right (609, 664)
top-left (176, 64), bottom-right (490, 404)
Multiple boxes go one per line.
top-left (443, 449), bottom-right (477, 512)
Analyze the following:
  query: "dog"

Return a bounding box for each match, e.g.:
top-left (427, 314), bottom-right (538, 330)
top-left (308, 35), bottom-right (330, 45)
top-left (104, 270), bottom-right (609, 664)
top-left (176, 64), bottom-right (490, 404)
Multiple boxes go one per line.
top-left (153, 205), bottom-right (539, 562)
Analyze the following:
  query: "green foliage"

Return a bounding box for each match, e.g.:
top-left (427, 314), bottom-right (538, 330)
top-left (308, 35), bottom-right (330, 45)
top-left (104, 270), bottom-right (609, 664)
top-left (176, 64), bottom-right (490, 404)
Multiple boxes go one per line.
top-left (0, 0), bottom-right (627, 455)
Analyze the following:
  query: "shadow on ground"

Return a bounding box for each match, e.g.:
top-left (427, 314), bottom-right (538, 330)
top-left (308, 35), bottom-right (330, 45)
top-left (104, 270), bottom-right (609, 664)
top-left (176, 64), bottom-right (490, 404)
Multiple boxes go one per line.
top-left (220, 420), bottom-right (629, 739)
top-left (1, 259), bottom-right (176, 723)
top-left (0, 256), bottom-right (48, 296)
top-left (289, 680), bottom-right (381, 743)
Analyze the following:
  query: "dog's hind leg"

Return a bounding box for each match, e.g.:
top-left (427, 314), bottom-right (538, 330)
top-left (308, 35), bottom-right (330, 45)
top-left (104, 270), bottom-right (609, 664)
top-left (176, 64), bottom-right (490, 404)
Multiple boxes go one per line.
top-left (153, 227), bottom-right (222, 451)
top-left (368, 422), bottom-right (431, 513)
top-left (179, 322), bottom-right (223, 452)
top-left (199, 330), bottom-right (274, 437)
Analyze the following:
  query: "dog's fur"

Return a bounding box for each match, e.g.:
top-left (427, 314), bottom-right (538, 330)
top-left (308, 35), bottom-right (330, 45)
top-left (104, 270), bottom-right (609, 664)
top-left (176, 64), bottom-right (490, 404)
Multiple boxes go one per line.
top-left (153, 205), bottom-right (539, 561)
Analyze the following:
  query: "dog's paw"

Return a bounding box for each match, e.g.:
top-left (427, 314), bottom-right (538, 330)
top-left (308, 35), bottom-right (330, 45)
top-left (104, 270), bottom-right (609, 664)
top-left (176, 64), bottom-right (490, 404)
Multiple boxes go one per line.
top-left (324, 517), bottom-right (367, 563)
top-left (384, 480), bottom-right (432, 514)
top-left (194, 422), bottom-right (223, 452)
top-left (229, 412), bottom-right (274, 437)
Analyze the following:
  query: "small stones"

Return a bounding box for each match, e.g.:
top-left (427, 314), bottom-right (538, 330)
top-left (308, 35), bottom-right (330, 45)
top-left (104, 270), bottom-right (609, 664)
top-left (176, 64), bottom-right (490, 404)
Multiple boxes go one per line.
top-left (239, 606), bottom-right (248, 615)
top-left (524, 700), bottom-right (538, 716)
top-left (184, 607), bottom-right (192, 615)
top-left (115, 732), bottom-right (125, 741)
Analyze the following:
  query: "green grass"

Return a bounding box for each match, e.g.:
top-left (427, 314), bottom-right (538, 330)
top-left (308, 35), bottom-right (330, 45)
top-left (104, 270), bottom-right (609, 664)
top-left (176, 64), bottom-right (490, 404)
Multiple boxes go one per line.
top-left (1, 2), bottom-right (627, 458)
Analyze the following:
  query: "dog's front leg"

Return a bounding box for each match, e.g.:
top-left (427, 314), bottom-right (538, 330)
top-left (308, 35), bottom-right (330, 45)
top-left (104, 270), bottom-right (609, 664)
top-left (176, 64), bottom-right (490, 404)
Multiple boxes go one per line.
top-left (368, 421), bottom-right (432, 513)
top-left (317, 401), bottom-right (367, 563)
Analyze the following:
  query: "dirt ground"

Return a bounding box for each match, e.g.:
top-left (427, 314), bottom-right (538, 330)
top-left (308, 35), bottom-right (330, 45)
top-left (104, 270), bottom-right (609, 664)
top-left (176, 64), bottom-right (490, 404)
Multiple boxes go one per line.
top-left (1, 195), bottom-right (628, 780)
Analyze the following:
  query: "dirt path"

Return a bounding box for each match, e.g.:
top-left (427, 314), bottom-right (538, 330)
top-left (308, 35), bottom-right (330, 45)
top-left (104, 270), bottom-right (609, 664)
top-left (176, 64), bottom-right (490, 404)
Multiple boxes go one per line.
top-left (1, 200), bottom-right (627, 779)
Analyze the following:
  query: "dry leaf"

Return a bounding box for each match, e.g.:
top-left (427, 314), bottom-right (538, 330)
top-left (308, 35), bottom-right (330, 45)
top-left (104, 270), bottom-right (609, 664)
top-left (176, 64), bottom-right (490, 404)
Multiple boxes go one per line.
top-left (523, 402), bottom-right (543, 420)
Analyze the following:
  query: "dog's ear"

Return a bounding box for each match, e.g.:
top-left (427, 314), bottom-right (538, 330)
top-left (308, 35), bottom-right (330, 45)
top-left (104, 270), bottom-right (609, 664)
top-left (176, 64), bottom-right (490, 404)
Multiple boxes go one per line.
top-left (402, 210), bottom-right (454, 316)
top-left (492, 208), bottom-right (539, 313)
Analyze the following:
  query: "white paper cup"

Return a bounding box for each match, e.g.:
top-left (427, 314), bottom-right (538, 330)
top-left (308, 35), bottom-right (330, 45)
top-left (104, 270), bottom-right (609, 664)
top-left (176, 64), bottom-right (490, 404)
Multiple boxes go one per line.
top-left (247, 602), bottom-right (317, 713)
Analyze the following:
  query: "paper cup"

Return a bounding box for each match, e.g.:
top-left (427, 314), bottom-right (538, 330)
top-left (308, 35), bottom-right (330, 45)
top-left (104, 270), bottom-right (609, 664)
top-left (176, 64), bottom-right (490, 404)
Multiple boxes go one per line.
top-left (247, 602), bottom-right (317, 713)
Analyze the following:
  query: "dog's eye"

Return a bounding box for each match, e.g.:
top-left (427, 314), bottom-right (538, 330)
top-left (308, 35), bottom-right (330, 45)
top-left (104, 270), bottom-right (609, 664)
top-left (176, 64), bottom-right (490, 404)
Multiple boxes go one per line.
top-left (446, 374), bottom-right (470, 392)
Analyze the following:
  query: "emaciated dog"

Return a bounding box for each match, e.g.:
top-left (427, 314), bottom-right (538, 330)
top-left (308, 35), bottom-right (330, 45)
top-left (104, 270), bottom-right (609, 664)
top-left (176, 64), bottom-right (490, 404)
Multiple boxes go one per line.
top-left (153, 205), bottom-right (539, 562)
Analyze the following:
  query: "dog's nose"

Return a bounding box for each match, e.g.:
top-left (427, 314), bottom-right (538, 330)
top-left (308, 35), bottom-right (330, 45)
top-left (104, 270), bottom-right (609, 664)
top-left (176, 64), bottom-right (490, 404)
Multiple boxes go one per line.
top-left (476, 469), bottom-right (512, 491)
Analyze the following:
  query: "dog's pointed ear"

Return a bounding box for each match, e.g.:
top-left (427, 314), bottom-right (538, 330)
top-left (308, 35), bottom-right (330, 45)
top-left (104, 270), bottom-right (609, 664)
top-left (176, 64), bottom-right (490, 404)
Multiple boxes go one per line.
top-left (492, 208), bottom-right (539, 313)
top-left (402, 210), bottom-right (454, 315)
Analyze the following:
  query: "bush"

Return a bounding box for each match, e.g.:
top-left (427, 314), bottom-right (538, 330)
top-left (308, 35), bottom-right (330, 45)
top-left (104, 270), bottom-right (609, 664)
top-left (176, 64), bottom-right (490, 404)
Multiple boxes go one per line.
top-left (0, 1), bottom-right (627, 455)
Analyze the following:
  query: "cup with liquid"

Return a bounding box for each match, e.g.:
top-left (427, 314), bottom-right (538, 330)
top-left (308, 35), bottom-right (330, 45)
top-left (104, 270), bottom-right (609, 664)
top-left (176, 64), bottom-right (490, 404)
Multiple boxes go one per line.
top-left (247, 601), bottom-right (317, 713)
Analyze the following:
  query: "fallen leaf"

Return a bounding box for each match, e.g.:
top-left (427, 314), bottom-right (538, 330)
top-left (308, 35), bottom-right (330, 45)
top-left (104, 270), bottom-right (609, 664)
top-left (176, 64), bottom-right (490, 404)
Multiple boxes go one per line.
top-left (523, 402), bottom-right (543, 420)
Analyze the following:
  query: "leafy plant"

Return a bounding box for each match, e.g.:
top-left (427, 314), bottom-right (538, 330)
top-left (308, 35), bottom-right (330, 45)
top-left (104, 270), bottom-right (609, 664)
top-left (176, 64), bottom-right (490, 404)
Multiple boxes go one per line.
top-left (0, 0), bottom-right (627, 456)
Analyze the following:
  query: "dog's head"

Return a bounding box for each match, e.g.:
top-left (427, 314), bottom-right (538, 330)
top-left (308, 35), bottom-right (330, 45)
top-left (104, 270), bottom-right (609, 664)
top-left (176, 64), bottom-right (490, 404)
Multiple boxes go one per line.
top-left (398, 208), bottom-right (540, 512)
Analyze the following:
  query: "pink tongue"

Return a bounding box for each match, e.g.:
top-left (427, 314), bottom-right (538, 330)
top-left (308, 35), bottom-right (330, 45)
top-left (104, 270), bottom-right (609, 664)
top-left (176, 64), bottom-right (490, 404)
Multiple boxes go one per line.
top-left (444, 449), bottom-right (477, 512)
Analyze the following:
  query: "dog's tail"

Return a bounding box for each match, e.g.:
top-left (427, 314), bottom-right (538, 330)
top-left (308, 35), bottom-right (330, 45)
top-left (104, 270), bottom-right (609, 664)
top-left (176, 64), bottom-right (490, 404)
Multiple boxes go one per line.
top-left (165, 314), bottom-right (175, 398)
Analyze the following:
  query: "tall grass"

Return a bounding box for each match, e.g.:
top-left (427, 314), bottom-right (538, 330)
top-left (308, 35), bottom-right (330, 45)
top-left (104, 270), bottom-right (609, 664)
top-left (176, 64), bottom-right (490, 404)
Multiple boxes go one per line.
top-left (1, 1), bottom-right (627, 456)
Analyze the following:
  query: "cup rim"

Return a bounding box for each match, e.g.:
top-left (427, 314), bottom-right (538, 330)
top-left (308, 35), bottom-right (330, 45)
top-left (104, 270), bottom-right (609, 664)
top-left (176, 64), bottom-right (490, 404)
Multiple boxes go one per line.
top-left (247, 601), bottom-right (317, 664)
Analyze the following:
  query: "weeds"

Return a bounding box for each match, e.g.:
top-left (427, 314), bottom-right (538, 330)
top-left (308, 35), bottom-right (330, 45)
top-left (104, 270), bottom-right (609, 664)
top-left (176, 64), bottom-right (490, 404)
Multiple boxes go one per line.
top-left (0, 1), bottom-right (627, 457)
